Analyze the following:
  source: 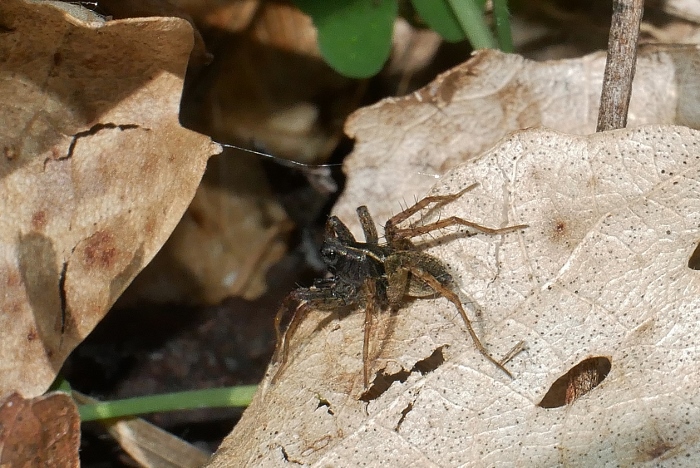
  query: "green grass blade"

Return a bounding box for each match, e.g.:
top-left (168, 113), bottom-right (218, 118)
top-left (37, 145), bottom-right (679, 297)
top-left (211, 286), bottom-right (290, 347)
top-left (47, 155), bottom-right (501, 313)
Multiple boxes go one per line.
top-left (78, 385), bottom-right (258, 422)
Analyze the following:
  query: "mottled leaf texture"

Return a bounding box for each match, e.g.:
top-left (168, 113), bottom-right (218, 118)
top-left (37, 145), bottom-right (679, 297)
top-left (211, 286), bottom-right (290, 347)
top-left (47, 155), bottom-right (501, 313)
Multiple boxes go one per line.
top-left (0, 0), bottom-right (221, 396)
top-left (0, 392), bottom-right (80, 467)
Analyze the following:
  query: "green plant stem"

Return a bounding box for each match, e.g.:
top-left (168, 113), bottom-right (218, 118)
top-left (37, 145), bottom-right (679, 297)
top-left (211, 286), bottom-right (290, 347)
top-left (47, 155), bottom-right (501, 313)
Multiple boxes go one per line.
top-left (77, 385), bottom-right (258, 422)
top-left (49, 373), bottom-right (72, 393)
top-left (492, 0), bottom-right (513, 52)
top-left (446, 0), bottom-right (497, 49)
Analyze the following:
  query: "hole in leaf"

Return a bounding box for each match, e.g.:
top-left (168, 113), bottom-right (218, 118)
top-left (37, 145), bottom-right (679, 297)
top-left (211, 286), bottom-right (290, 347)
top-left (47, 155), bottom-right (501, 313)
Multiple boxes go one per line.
top-left (688, 242), bottom-right (700, 270)
top-left (316, 396), bottom-right (333, 415)
top-left (360, 346), bottom-right (446, 402)
top-left (538, 356), bottom-right (611, 408)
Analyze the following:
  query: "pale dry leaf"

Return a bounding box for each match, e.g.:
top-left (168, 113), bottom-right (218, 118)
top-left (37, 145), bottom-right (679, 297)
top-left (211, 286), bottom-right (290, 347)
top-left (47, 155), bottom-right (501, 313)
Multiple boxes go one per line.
top-left (335, 45), bottom-right (700, 240)
top-left (0, 391), bottom-right (80, 467)
top-left (663, 0), bottom-right (700, 23)
top-left (0, 0), bottom-right (220, 396)
top-left (210, 125), bottom-right (700, 466)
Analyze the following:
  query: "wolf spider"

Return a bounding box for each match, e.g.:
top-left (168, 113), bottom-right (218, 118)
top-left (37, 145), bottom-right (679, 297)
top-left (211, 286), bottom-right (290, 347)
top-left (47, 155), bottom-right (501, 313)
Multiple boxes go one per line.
top-left (273, 183), bottom-right (526, 388)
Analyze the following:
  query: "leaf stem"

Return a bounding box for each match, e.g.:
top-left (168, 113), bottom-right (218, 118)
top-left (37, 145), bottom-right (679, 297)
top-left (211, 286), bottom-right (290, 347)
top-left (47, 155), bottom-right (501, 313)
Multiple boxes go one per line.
top-left (78, 385), bottom-right (258, 422)
top-left (492, 0), bottom-right (513, 52)
top-left (446, 0), bottom-right (497, 49)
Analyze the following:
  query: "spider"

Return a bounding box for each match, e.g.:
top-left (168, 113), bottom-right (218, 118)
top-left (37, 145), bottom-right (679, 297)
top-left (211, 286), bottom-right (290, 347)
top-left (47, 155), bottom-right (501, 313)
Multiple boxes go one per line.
top-left (272, 183), bottom-right (526, 388)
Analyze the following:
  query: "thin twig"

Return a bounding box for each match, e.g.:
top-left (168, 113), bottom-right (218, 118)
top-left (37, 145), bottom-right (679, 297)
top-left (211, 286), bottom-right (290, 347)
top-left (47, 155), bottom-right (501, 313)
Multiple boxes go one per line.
top-left (596, 0), bottom-right (644, 132)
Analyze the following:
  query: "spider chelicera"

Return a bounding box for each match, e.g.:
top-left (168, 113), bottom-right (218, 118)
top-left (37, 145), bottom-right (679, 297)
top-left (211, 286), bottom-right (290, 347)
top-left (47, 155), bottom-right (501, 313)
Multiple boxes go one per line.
top-left (273, 183), bottom-right (526, 388)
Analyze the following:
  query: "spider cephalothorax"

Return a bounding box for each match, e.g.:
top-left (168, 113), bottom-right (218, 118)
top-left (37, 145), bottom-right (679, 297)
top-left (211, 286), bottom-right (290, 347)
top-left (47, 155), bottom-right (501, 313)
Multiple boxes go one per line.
top-left (273, 184), bottom-right (526, 388)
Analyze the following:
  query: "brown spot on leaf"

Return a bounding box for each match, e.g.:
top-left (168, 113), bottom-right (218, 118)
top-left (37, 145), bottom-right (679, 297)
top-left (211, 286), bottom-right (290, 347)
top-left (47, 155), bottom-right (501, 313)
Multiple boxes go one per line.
top-left (548, 219), bottom-right (572, 245)
top-left (554, 221), bottom-right (566, 235)
top-left (144, 215), bottom-right (158, 237)
top-left (82, 230), bottom-right (118, 270)
top-left (6, 270), bottom-right (21, 287)
top-left (633, 435), bottom-right (676, 463)
top-left (434, 71), bottom-right (462, 105)
top-left (641, 439), bottom-right (674, 461)
top-left (4, 145), bottom-right (18, 160)
top-left (31, 210), bottom-right (47, 231)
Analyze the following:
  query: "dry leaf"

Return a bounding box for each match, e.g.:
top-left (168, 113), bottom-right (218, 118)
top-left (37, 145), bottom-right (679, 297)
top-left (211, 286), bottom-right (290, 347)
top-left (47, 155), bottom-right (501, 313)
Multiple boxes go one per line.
top-left (0, 392), bottom-right (80, 467)
top-left (210, 124), bottom-right (700, 466)
top-left (0, 0), bottom-right (220, 396)
top-left (96, 0), bottom-right (212, 69)
top-left (663, 0), bottom-right (700, 22)
top-left (335, 45), bottom-right (700, 239)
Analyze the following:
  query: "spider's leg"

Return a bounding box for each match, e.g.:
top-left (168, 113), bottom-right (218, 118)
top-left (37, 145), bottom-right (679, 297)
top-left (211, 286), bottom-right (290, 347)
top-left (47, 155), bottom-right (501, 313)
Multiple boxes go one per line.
top-left (273, 282), bottom-right (359, 384)
top-left (327, 216), bottom-right (356, 243)
top-left (390, 216), bottom-right (528, 241)
top-left (362, 279), bottom-right (379, 388)
top-left (402, 266), bottom-right (513, 379)
top-left (385, 183), bottom-right (478, 240)
top-left (272, 298), bottom-right (312, 384)
top-left (273, 295), bottom-right (298, 359)
top-left (357, 206), bottom-right (379, 244)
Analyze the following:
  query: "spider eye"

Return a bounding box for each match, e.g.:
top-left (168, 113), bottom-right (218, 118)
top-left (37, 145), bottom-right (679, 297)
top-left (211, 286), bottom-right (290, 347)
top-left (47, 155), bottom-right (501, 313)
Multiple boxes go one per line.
top-left (321, 247), bottom-right (340, 269)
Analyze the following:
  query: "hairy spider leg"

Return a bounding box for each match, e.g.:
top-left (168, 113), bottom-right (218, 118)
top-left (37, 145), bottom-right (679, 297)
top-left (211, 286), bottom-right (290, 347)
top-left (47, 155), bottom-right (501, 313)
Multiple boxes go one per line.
top-left (390, 216), bottom-right (528, 241)
top-left (327, 207), bottom-right (379, 245)
top-left (384, 254), bottom-right (513, 378)
top-left (385, 184), bottom-right (527, 243)
top-left (327, 215), bottom-right (356, 243)
top-left (272, 299), bottom-right (312, 384)
top-left (356, 206), bottom-right (379, 244)
top-left (272, 282), bottom-right (359, 383)
top-left (362, 278), bottom-right (378, 388)
top-left (385, 183), bottom-right (478, 238)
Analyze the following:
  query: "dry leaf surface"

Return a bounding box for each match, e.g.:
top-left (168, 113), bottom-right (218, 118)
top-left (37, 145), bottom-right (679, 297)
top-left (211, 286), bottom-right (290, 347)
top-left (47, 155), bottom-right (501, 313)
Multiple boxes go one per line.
top-left (211, 125), bottom-right (700, 466)
top-left (664, 0), bottom-right (700, 22)
top-left (0, 0), bottom-right (220, 396)
top-left (0, 392), bottom-right (80, 467)
top-left (335, 46), bottom-right (700, 240)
